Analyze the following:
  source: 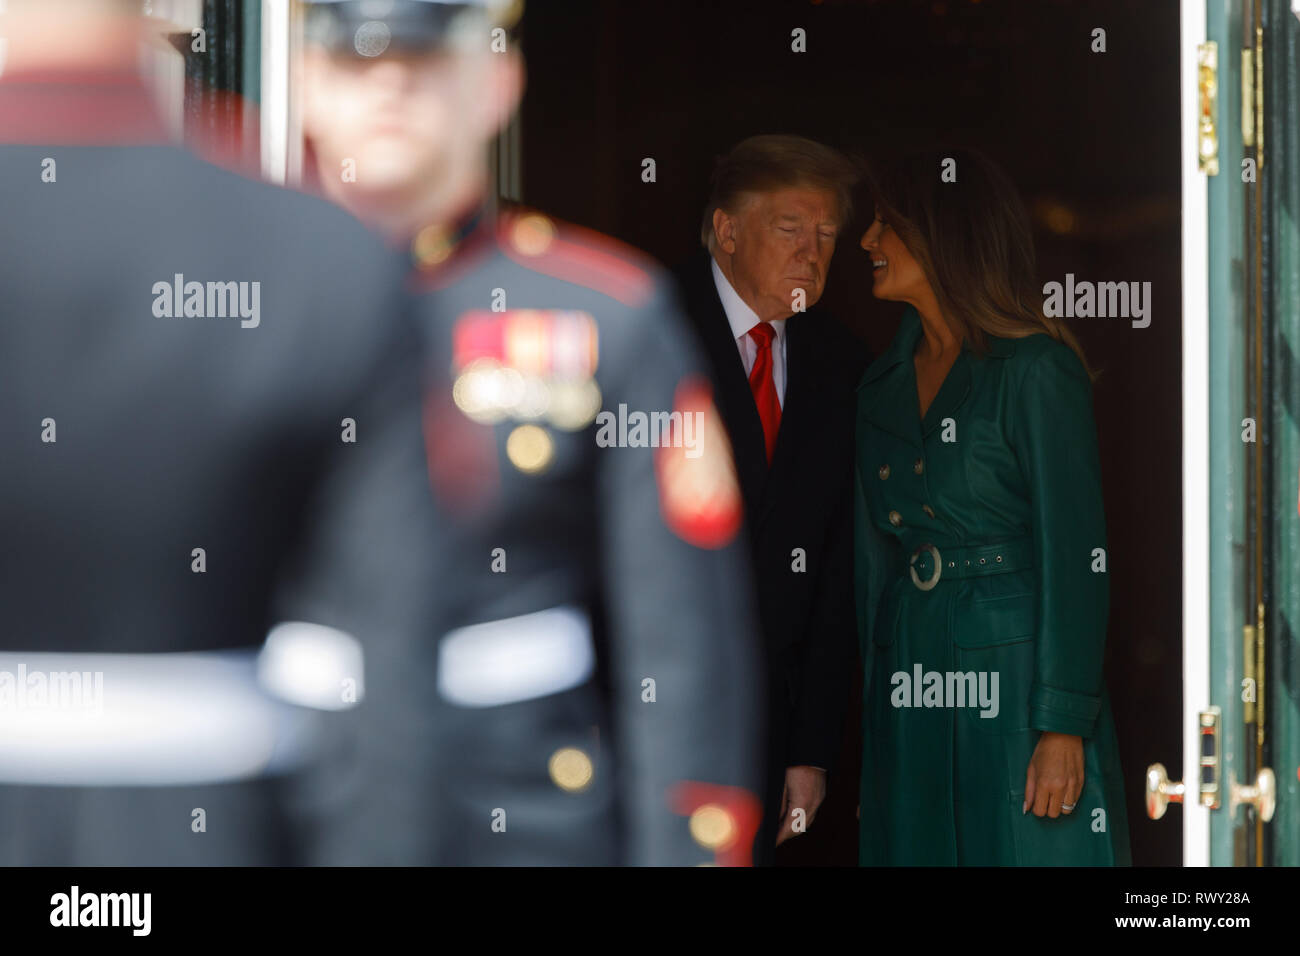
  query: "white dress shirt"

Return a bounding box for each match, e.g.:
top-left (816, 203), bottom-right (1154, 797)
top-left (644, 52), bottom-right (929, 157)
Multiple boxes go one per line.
top-left (711, 257), bottom-right (788, 408)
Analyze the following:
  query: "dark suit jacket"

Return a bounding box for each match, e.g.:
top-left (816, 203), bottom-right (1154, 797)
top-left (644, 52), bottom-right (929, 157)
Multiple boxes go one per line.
top-left (675, 255), bottom-right (866, 851)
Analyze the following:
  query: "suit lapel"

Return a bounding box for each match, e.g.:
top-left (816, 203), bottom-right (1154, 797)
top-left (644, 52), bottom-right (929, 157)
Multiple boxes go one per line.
top-left (685, 262), bottom-right (770, 517)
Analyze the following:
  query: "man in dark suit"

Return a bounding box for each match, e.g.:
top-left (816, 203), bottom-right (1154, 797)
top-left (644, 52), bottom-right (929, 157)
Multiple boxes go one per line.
top-left (675, 135), bottom-right (867, 864)
top-left (0, 0), bottom-right (435, 864)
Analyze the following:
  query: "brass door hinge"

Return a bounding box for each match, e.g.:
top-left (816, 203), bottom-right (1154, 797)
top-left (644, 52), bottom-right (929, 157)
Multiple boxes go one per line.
top-left (1242, 29), bottom-right (1264, 163)
top-left (1198, 42), bottom-right (1219, 175)
top-left (1242, 47), bottom-right (1255, 146)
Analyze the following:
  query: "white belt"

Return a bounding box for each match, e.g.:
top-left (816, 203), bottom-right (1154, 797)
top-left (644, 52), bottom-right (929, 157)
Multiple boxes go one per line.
top-left (437, 605), bottom-right (595, 707)
top-left (0, 622), bottom-right (362, 787)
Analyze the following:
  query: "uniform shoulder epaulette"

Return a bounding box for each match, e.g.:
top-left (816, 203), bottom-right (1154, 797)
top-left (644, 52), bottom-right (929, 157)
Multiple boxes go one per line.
top-left (497, 208), bottom-right (659, 309)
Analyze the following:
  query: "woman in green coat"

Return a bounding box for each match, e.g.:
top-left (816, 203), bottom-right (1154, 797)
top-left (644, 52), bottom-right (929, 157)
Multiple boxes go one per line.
top-left (854, 150), bottom-right (1130, 865)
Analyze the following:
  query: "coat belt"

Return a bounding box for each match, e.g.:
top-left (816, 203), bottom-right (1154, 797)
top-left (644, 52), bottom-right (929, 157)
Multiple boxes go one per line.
top-left (904, 538), bottom-right (1035, 590)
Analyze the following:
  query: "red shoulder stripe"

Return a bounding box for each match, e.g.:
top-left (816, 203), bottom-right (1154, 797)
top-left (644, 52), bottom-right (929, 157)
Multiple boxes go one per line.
top-left (499, 211), bottom-right (657, 308)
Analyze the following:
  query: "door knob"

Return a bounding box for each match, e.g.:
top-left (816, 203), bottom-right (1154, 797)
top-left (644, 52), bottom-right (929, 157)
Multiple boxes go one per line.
top-left (1146, 763), bottom-right (1185, 820)
top-left (1229, 768), bottom-right (1276, 823)
top-left (1147, 708), bottom-right (1223, 819)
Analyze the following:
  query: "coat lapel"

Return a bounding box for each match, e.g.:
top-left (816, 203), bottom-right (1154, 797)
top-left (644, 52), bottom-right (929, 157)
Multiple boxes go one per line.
top-left (921, 352), bottom-right (971, 439)
top-left (859, 305), bottom-right (1022, 447)
top-left (858, 306), bottom-right (925, 453)
top-left (919, 323), bottom-right (1022, 436)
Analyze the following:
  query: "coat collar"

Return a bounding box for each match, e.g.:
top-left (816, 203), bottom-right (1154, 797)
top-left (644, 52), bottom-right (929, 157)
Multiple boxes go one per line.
top-left (859, 305), bottom-right (924, 388)
top-left (857, 305), bottom-right (1017, 449)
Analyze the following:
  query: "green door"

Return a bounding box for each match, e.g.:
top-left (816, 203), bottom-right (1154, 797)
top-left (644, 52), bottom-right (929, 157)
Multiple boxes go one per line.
top-left (1260, 0), bottom-right (1300, 868)
top-left (1151, 0), bottom-right (1298, 866)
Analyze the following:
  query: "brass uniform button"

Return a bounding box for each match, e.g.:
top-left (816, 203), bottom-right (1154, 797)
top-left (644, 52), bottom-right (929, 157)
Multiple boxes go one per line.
top-left (511, 213), bottom-right (556, 256)
top-left (913, 458), bottom-right (924, 475)
top-left (412, 224), bottom-right (453, 267)
top-left (506, 424), bottom-right (554, 474)
top-left (688, 804), bottom-right (737, 850)
top-left (888, 510), bottom-right (902, 527)
top-left (922, 504), bottom-right (936, 519)
top-left (878, 464), bottom-right (890, 480)
top-left (548, 747), bottom-right (594, 792)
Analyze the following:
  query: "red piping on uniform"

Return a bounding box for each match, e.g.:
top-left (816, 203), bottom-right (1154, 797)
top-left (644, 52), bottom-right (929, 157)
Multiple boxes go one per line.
top-left (669, 781), bottom-right (763, 867)
top-left (0, 69), bottom-right (170, 145)
top-left (498, 213), bottom-right (657, 309)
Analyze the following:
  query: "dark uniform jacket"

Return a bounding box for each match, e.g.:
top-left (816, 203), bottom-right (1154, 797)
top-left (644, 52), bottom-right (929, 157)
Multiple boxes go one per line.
top-left (322, 208), bottom-right (766, 866)
top-left (674, 255), bottom-right (866, 860)
top-left (0, 69), bottom-right (436, 865)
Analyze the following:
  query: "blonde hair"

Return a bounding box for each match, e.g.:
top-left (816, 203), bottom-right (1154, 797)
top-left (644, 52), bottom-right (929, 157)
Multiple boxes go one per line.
top-left (701, 134), bottom-right (858, 251)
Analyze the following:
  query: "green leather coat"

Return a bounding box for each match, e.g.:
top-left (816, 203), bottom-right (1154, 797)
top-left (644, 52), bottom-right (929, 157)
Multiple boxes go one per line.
top-left (855, 306), bottom-right (1131, 865)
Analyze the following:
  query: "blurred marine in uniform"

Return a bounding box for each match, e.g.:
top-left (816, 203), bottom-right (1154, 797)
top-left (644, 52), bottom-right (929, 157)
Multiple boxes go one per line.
top-left (300, 0), bottom-right (765, 864)
top-left (0, 0), bottom-right (437, 864)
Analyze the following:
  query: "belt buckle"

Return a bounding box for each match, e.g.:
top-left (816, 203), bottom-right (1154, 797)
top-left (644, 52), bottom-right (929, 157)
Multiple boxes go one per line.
top-left (909, 543), bottom-right (942, 591)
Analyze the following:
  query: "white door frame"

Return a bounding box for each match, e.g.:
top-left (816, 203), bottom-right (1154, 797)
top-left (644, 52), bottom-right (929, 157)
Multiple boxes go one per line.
top-left (1179, 0), bottom-right (1211, 868)
top-left (260, 0), bottom-right (301, 186)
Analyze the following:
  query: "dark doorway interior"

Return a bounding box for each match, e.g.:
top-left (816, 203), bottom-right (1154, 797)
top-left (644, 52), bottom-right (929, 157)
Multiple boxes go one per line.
top-left (518, 0), bottom-right (1183, 866)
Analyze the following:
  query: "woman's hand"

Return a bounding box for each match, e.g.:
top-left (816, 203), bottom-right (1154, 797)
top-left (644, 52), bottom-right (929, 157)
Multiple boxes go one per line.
top-left (1023, 732), bottom-right (1084, 817)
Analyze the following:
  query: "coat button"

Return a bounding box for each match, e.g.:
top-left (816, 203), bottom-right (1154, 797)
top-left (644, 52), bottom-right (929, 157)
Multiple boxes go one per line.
top-left (922, 504), bottom-right (935, 518)
top-left (913, 458), bottom-right (924, 475)
top-left (888, 510), bottom-right (902, 527)
top-left (878, 464), bottom-right (890, 480)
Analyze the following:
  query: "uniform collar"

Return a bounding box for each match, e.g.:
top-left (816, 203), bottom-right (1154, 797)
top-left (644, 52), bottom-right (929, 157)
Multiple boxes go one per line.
top-left (0, 68), bottom-right (170, 145)
top-left (406, 201), bottom-right (497, 291)
top-left (410, 203), bottom-right (489, 268)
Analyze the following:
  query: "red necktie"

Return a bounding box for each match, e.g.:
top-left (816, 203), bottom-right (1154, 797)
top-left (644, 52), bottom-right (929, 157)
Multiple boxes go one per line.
top-left (746, 322), bottom-right (781, 463)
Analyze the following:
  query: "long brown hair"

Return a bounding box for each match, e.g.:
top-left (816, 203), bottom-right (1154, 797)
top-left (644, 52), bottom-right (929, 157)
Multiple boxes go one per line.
top-left (865, 148), bottom-right (1096, 381)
